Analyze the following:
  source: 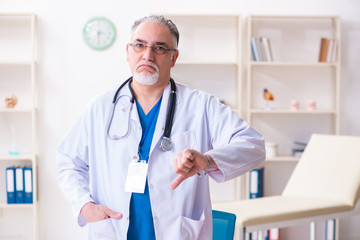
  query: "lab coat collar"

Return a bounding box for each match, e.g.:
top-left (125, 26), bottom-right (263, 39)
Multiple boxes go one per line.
top-left (113, 79), bottom-right (140, 123)
top-left (114, 79), bottom-right (179, 154)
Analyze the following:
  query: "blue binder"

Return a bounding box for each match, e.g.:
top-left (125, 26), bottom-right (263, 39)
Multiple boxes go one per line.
top-left (23, 167), bottom-right (33, 204)
top-left (249, 168), bottom-right (264, 199)
top-left (15, 167), bottom-right (25, 203)
top-left (6, 167), bottom-right (16, 204)
top-left (325, 219), bottom-right (336, 240)
top-left (249, 168), bottom-right (265, 240)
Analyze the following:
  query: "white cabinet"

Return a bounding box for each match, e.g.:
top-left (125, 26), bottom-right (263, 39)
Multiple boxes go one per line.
top-left (245, 15), bottom-right (341, 238)
top-left (0, 13), bottom-right (38, 240)
top-left (163, 14), bottom-right (243, 202)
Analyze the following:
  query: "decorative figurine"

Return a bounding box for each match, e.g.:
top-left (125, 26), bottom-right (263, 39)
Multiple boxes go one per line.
top-left (263, 88), bottom-right (274, 109)
top-left (290, 100), bottom-right (299, 111)
top-left (5, 94), bottom-right (18, 108)
top-left (307, 100), bottom-right (316, 110)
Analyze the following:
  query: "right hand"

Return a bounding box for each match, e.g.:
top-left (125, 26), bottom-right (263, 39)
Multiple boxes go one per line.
top-left (80, 202), bottom-right (123, 223)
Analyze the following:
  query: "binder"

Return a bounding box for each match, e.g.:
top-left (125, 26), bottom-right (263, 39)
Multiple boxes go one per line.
top-left (249, 168), bottom-right (264, 199)
top-left (6, 167), bottom-right (16, 204)
top-left (15, 167), bottom-right (25, 203)
top-left (24, 167), bottom-right (33, 204)
top-left (325, 219), bottom-right (336, 240)
top-left (268, 228), bottom-right (280, 240)
top-left (249, 231), bottom-right (258, 240)
top-left (249, 168), bottom-right (264, 240)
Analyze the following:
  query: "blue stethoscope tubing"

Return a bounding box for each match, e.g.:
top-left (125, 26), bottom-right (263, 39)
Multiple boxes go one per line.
top-left (107, 77), bottom-right (176, 151)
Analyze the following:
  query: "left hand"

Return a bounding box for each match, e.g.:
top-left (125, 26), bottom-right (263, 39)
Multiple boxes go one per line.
top-left (170, 149), bottom-right (209, 190)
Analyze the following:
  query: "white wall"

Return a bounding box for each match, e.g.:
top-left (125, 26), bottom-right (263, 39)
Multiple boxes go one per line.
top-left (1, 0), bottom-right (360, 239)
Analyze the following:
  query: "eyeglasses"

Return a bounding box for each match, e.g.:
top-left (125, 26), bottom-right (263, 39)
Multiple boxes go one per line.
top-left (129, 42), bottom-right (177, 55)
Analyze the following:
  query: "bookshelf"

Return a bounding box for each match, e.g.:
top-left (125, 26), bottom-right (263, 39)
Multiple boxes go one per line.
top-left (0, 13), bottom-right (38, 240)
top-left (160, 14), bottom-right (243, 202)
top-left (246, 15), bottom-right (341, 239)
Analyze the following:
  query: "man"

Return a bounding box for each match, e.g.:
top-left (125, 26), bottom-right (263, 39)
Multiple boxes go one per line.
top-left (57, 15), bottom-right (265, 240)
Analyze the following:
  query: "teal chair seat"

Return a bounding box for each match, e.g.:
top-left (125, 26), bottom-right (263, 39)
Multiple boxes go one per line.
top-left (212, 210), bottom-right (236, 240)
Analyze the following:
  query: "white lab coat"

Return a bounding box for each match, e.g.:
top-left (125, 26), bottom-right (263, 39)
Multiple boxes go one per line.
top-left (57, 80), bottom-right (265, 240)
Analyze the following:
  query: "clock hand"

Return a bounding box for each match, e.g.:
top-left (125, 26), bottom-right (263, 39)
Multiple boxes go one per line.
top-left (97, 31), bottom-right (101, 45)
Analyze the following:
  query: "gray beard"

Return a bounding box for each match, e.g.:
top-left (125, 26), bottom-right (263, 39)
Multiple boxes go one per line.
top-left (133, 71), bottom-right (159, 86)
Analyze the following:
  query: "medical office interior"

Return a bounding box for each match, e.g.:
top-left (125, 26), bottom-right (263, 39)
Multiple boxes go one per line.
top-left (0, 0), bottom-right (360, 239)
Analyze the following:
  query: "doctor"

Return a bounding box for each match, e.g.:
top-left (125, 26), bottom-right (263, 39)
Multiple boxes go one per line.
top-left (57, 15), bottom-right (265, 240)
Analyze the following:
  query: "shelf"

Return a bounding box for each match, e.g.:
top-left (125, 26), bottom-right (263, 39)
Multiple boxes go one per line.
top-left (161, 13), bottom-right (240, 18)
top-left (0, 107), bottom-right (34, 113)
top-left (0, 153), bottom-right (35, 161)
top-left (250, 15), bottom-right (340, 20)
top-left (0, 13), bottom-right (36, 17)
top-left (245, 16), bottom-right (341, 239)
top-left (0, 60), bottom-right (35, 66)
top-left (176, 60), bottom-right (238, 66)
top-left (249, 61), bottom-right (338, 67)
top-left (249, 109), bottom-right (337, 114)
top-left (266, 156), bottom-right (300, 162)
top-left (0, 13), bottom-right (38, 239)
top-left (0, 201), bottom-right (34, 208)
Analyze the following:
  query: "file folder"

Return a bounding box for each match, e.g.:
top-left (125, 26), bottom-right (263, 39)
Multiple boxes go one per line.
top-left (325, 219), bottom-right (335, 240)
top-left (6, 167), bottom-right (16, 204)
top-left (268, 228), bottom-right (280, 240)
top-left (249, 168), bottom-right (264, 199)
top-left (24, 167), bottom-right (33, 204)
top-left (15, 167), bottom-right (25, 203)
top-left (249, 230), bottom-right (258, 240)
top-left (249, 168), bottom-right (265, 240)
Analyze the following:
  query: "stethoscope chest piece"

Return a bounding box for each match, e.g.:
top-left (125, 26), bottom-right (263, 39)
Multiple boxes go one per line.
top-left (160, 137), bottom-right (173, 151)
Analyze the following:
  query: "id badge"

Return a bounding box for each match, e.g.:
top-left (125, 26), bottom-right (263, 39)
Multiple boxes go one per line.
top-left (124, 161), bottom-right (148, 193)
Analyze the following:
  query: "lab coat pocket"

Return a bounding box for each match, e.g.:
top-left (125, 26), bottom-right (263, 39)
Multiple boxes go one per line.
top-left (180, 211), bottom-right (205, 240)
top-left (88, 218), bottom-right (117, 240)
top-left (171, 130), bottom-right (199, 153)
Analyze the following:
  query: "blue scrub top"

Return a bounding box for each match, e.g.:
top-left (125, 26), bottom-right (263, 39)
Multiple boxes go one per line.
top-left (127, 97), bottom-right (162, 240)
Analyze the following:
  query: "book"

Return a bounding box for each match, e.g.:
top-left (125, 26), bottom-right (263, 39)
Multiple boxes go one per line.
top-left (319, 37), bottom-right (338, 63)
top-left (260, 37), bottom-right (273, 62)
top-left (251, 37), bottom-right (261, 61)
top-left (319, 37), bottom-right (330, 62)
top-left (327, 39), bottom-right (338, 63)
top-left (258, 38), bottom-right (266, 61)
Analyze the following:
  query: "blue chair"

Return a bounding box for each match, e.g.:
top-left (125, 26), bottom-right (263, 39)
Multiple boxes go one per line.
top-left (212, 210), bottom-right (237, 240)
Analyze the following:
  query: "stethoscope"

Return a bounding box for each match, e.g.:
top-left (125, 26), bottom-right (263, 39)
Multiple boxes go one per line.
top-left (107, 77), bottom-right (176, 151)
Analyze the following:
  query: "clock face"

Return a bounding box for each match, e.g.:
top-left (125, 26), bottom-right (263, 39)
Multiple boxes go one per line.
top-left (83, 17), bottom-right (116, 50)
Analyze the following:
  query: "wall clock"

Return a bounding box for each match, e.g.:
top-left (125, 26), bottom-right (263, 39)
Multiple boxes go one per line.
top-left (83, 17), bottom-right (116, 50)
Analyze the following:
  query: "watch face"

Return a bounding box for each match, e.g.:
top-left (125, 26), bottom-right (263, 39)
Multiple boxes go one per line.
top-left (83, 17), bottom-right (116, 50)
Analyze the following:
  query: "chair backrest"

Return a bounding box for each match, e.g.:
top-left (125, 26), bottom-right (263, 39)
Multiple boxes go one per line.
top-left (283, 134), bottom-right (360, 206)
top-left (212, 210), bottom-right (236, 240)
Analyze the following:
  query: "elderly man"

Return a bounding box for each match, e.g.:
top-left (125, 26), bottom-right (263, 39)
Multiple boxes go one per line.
top-left (57, 15), bottom-right (265, 240)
